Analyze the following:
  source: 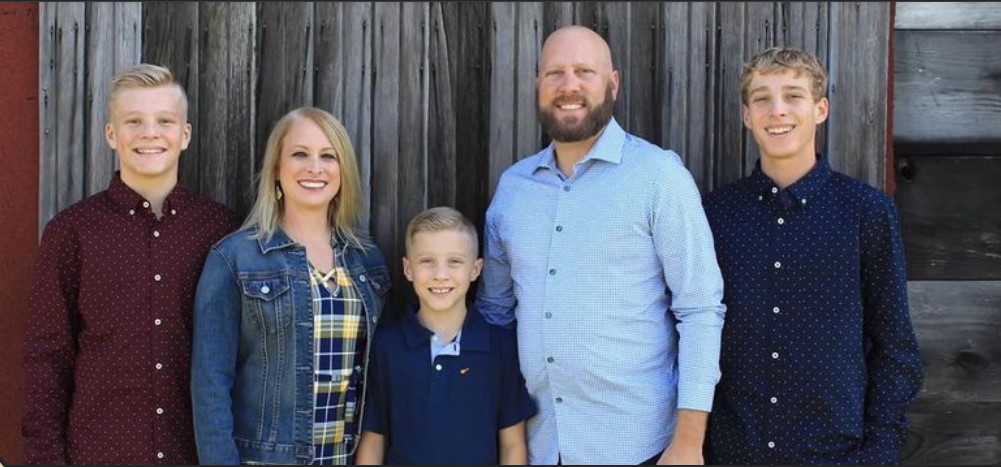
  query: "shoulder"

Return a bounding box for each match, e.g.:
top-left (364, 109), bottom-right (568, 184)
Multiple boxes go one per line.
top-left (185, 194), bottom-right (239, 225)
top-left (705, 177), bottom-right (751, 209)
top-left (211, 227), bottom-right (260, 257)
top-left (829, 172), bottom-right (897, 215)
top-left (371, 318), bottom-right (407, 354)
top-left (39, 191), bottom-right (114, 241)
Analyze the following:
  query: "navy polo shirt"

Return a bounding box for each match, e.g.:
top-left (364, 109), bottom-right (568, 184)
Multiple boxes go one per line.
top-left (362, 305), bottom-right (537, 464)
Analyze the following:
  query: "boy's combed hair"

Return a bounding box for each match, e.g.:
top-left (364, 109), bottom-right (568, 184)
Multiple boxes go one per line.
top-left (109, 63), bottom-right (189, 115)
top-left (740, 47), bottom-right (828, 104)
top-left (405, 206), bottom-right (478, 255)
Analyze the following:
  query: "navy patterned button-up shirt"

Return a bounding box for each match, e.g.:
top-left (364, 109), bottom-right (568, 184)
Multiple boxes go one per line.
top-left (703, 156), bottom-right (923, 464)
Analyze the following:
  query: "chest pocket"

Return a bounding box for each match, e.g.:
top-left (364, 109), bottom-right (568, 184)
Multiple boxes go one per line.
top-left (241, 276), bottom-right (293, 334)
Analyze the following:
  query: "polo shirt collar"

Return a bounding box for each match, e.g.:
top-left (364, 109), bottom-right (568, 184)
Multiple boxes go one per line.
top-left (401, 304), bottom-right (491, 352)
top-left (533, 117), bottom-right (627, 174)
top-left (105, 171), bottom-right (192, 218)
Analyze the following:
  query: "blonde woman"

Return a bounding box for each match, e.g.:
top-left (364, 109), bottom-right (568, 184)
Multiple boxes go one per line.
top-left (192, 107), bottom-right (390, 465)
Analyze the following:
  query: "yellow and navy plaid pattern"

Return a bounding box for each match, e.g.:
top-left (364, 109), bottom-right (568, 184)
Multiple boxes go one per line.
top-left (309, 259), bottom-right (366, 465)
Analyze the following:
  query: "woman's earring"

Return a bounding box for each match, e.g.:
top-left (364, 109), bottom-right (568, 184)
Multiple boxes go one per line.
top-left (276, 184), bottom-right (283, 200)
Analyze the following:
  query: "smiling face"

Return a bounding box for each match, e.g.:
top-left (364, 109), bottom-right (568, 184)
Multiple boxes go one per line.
top-left (105, 85), bottom-right (191, 185)
top-left (403, 229), bottom-right (483, 316)
top-left (537, 26), bottom-right (619, 143)
top-left (276, 117), bottom-right (342, 214)
top-left (742, 69), bottom-right (829, 165)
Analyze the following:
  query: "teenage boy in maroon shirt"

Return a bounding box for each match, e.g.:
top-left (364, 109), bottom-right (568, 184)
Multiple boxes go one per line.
top-left (22, 64), bottom-right (237, 464)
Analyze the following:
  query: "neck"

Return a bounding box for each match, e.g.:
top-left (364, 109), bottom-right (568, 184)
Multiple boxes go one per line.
top-left (760, 153), bottom-right (817, 190)
top-left (553, 128), bottom-right (604, 177)
top-left (280, 206), bottom-right (332, 243)
top-left (120, 172), bottom-right (177, 218)
top-left (417, 303), bottom-right (467, 343)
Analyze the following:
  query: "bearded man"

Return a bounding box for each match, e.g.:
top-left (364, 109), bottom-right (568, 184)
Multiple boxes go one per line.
top-left (476, 25), bottom-right (727, 465)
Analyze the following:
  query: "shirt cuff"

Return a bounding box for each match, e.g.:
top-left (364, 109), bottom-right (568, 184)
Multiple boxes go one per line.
top-left (677, 383), bottom-right (717, 413)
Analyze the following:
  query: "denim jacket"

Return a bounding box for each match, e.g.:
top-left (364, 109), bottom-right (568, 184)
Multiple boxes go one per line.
top-left (191, 226), bottom-right (389, 465)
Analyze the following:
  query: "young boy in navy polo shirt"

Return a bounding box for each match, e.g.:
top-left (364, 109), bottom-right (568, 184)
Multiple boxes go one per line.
top-left (356, 206), bottom-right (536, 465)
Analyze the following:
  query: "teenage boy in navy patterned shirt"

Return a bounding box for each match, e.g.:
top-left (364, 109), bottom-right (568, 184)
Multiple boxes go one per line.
top-left (703, 47), bottom-right (923, 464)
top-left (356, 206), bottom-right (536, 465)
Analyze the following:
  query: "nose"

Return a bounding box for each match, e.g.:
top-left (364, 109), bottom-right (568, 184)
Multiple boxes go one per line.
top-left (556, 72), bottom-right (582, 94)
top-left (140, 121), bottom-right (158, 138)
top-left (307, 155), bottom-right (322, 172)
top-left (769, 99), bottom-right (788, 117)
top-left (433, 263), bottom-right (450, 280)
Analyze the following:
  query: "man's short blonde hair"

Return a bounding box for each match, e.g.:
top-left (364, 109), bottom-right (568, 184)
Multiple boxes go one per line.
top-left (109, 63), bottom-right (188, 116)
top-left (740, 47), bottom-right (828, 104)
top-left (405, 206), bottom-right (479, 256)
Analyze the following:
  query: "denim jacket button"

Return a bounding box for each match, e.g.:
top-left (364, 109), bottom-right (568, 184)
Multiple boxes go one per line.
top-left (261, 285), bottom-right (270, 294)
top-left (359, 274), bottom-right (367, 282)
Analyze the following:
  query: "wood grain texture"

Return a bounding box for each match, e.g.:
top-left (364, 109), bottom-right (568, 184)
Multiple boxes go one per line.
top-left (896, 2), bottom-right (1001, 30)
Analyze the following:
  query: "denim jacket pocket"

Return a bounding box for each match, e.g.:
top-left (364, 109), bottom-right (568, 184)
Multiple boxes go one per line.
top-left (241, 276), bottom-right (293, 334)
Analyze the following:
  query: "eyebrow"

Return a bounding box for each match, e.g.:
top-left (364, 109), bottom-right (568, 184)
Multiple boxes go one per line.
top-left (289, 145), bottom-right (336, 152)
top-left (749, 84), bottom-right (809, 94)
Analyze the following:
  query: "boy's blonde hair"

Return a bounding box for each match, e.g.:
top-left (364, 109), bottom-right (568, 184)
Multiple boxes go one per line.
top-left (242, 107), bottom-right (365, 248)
top-left (740, 47), bottom-right (828, 104)
top-left (405, 206), bottom-right (479, 255)
top-left (109, 63), bottom-right (188, 116)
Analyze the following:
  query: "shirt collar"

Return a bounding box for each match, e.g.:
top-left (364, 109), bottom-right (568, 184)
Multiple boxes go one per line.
top-left (749, 154), bottom-right (833, 208)
top-left (533, 117), bottom-right (627, 174)
top-left (257, 226), bottom-right (354, 255)
top-left (401, 304), bottom-right (491, 352)
top-left (105, 171), bottom-right (192, 218)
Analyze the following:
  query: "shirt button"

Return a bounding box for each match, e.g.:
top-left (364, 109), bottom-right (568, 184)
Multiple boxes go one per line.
top-left (801, 198), bottom-right (807, 205)
top-left (549, 269), bottom-right (556, 276)
top-left (777, 218), bottom-right (785, 225)
top-left (143, 201), bottom-right (150, 208)
top-left (545, 312), bottom-right (552, 319)
top-left (771, 187), bottom-right (778, 194)
top-left (562, 185), bottom-right (571, 192)
top-left (154, 318), bottom-right (162, 325)
top-left (547, 357), bottom-right (555, 363)
top-left (555, 225), bottom-right (563, 232)
top-left (770, 397), bottom-right (778, 404)
top-left (435, 364), bottom-right (442, 371)
top-left (154, 274), bottom-right (162, 281)
top-left (153, 230), bottom-right (160, 237)
top-left (774, 261), bottom-right (782, 269)
top-left (157, 452), bottom-right (165, 459)
top-left (171, 209), bottom-right (177, 215)
top-left (359, 275), bottom-right (367, 282)
top-left (261, 285), bottom-right (270, 294)
top-left (129, 209), bottom-right (136, 216)
top-left (758, 195), bottom-right (763, 201)
top-left (155, 363), bottom-right (163, 370)
top-left (156, 407), bottom-right (164, 415)
top-left (772, 352), bottom-right (779, 359)
top-left (772, 307), bottom-right (780, 314)
top-left (767, 441), bottom-right (775, 449)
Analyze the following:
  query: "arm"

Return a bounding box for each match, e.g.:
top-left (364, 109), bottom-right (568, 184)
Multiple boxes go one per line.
top-left (475, 199), bottom-right (517, 328)
top-left (21, 220), bottom-right (80, 464)
top-left (355, 431), bottom-right (386, 465)
top-left (657, 409), bottom-right (707, 465)
top-left (190, 248), bottom-right (243, 464)
top-left (652, 162), bottom-right (726, 413)
top-left (856, 196), bottom-right (923, 464)
top-left (498, 421), bottom-right (528, 465)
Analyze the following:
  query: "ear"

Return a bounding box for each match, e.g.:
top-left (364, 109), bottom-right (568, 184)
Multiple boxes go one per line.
top-left (610, 69), bottom-right (621, 100)
top-left (814, 97), bottom-right (830, 125)
top-left (402, 257), bottom-right (413, 282)
top-left (181, 122), bottom-right (192, 150)
top-left (741, 104), bottom-right (752, 129)
top-left (470, 258), bottom-right (484, 282)
top-left (105, 122), bottom-right (117, 150)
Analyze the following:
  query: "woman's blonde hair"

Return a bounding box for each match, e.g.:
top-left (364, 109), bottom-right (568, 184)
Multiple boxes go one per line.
top-left (242, 107), bottom-right (365, 248)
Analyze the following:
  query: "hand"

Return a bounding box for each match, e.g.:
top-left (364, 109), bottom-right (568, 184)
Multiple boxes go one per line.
top-left (657, 443), bottom-right (704, 465)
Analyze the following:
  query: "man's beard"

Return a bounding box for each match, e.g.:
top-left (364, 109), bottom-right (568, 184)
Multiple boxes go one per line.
top-left (538, 83), bottom-right (615, 143)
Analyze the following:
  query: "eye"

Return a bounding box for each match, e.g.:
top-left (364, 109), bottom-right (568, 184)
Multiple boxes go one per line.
top-left (321, 152), bottom-right (338, 161)
top-left (419, 258), bottom-right (434, 264)
top-left (291, 151), bottom-right (307, 158)
top-left (449, 258), bottom-right (465, 265)
top-left (158, 118), bottom-right (176, 125)
top-left (125, 119), bottom-right (141, 125)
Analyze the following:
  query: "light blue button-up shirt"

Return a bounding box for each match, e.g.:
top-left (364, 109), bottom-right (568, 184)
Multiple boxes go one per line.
top-left (476, 118), bottom-right (726, 465)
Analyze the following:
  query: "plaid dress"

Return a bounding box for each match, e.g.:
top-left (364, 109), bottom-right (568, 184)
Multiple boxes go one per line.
top-left (309, 257), bottom-right (367, 465)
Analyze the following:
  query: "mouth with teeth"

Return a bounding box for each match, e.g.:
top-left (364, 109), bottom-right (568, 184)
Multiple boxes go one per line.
top-left (428, 287), bottom-right (453, 295)
top-left (298, 180), bottom-right (328, 189)
top-left (765, 125), bottom-right (795, 136)
top-left (135, 147), bottom-right (166, 155)
top-left (553, 96), bottom-right (587, 112)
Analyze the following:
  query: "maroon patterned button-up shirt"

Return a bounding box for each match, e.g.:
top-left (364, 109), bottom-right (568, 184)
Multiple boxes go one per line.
top-left (23, 173), bottom-right (238, 465)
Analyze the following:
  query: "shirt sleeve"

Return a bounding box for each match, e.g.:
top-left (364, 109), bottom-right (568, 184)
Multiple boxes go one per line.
top-left (190, 248), bottom-right (243, 465)
top-left (651, 159), bottom-right (726, 412)
top-left (22, 218), bottom-right (79, 464)
top-left (857, 195), bottom-right (924, 464)
top-left (476, 193), bottom-right (517, 329)
top-left (497, 329), bottom-right (537, 429)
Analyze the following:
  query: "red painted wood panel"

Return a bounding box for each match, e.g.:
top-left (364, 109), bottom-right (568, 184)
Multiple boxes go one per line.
top-left (0, 2), bottom-right (39, 464)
